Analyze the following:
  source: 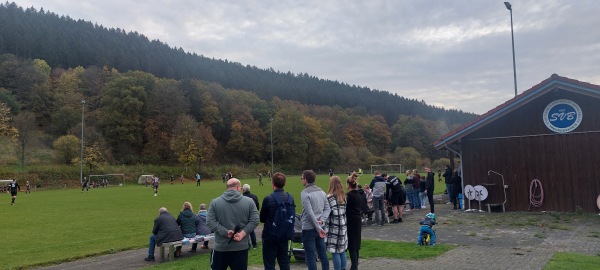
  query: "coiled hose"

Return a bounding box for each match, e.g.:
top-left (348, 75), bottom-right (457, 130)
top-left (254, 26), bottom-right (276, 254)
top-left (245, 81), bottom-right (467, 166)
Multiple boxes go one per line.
top-left (529, 179), bottom-right (544, 209)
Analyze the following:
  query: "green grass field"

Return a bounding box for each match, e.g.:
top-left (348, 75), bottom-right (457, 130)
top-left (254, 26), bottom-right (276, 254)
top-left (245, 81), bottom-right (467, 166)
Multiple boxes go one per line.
top-left (1, 173), bottom-right (445, 269)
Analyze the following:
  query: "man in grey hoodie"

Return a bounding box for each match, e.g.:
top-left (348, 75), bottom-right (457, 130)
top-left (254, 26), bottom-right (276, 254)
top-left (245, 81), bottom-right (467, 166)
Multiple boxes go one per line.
top-left (300, 170), bottom-right (331, 270)
top-left (207, 178), bottom-right (259, 270)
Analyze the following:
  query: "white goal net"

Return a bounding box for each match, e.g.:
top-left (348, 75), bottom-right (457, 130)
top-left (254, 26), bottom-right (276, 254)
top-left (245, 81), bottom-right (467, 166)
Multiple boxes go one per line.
top-left (370, 164), bottom-right (403, 175)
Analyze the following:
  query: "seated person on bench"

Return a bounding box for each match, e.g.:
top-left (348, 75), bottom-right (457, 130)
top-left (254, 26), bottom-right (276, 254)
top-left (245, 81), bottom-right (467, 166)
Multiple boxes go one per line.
top-left (145, 207), bottom-right (184, 261)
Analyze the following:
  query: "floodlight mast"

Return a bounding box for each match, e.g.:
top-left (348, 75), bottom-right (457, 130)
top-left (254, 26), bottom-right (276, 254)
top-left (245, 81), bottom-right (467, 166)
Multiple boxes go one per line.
top-left (504, 2), bottom-right (518, 96)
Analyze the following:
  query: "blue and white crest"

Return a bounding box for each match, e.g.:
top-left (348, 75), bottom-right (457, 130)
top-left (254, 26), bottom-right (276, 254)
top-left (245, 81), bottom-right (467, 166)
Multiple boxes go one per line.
top-left (543, 99), bottom-right (582, 133)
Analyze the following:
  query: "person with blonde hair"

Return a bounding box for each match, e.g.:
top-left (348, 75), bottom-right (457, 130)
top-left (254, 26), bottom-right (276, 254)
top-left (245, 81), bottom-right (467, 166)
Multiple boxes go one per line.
top-left (176, 202), bottom-right (196, 256)
top-left (326, 175), bottom-right (348, 270)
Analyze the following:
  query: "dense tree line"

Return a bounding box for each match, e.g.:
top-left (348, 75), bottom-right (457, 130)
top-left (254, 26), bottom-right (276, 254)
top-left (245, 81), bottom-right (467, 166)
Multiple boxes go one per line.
top-left (0, 2), bottom-right (476, 128)
top-left (0, 54), bottom-right (455, 172)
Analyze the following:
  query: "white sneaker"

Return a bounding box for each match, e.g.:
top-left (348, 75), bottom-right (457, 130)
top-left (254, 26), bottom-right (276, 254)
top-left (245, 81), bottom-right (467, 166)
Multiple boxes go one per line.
top-left (154, 194), bottom-right (157, 196)
top-left (446, 202), bottom-right (451, 204)
top-left (421, 206), bottom-right (426, 209)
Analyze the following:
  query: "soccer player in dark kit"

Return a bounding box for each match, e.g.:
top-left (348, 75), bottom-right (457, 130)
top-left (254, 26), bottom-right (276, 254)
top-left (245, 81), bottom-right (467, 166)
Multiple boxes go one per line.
top-left (10, 179), bottom-right (20, 205)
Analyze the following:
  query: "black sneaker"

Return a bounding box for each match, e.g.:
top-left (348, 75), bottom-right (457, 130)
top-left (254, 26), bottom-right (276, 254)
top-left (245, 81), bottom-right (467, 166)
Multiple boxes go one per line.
top-left (398, 218), bottom-right (403, 223)
top-left (144, 256), bottom-right (155, 261)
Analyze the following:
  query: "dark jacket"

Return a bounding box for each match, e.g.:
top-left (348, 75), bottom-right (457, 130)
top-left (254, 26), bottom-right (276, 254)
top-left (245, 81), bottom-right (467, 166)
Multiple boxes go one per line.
top-left (413, 173), bottom-right (421, 190)
top-left (369, 175), bottom-right (387, 197)
top-left (450, 174), bottom-right (462, 190)
top-left (259, 189), bottom-right (293, 240)
top-left (419, 217), bottom-right (437, 228)
top-left (195, 210), bottom-right (211, 235)
top-left (177, 209), bottom-right (196, 235)
top-left (152, 211), bottom-right (184, 246)
top-left (243, 191), bottom-right (260, 210)
top-left (346, 189), bottom-right (362, 251)
top-left (425, 172), bottom-right (435, 191)
top-left (443, 166), bottom-right (453, 184)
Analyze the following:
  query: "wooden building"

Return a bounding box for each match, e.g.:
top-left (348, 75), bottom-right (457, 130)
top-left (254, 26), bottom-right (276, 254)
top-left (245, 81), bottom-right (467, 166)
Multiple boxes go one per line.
top-left (435, 74), bottom-right (600, 213)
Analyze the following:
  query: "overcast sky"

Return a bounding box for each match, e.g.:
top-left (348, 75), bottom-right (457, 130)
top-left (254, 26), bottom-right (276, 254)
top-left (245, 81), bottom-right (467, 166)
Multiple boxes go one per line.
top-left (16, 0), bottom-right (600, 114)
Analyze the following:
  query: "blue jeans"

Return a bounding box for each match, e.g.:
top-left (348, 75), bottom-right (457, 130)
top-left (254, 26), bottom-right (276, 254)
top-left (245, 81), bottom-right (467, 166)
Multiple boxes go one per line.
top-left (411, 189), bottom-right (420, 209)
top-left (446, 184), bottom-right (453, 203)
top-left (373, 196), bottom-right (385, 225)
top-left (262, 237), bottom-right (290, 270)
top-left (148, 235), bottom-right (157, 257)
top-left (302, 229), bottom-right (329, 270)
top-left (418, 226), bottom-right (436, 245)
top-left (419, 191), bottom-right (427, 207)
top-left (405, 187), bottom-right (414, 209)
top-left (332, 252), bottom-right (347, 270)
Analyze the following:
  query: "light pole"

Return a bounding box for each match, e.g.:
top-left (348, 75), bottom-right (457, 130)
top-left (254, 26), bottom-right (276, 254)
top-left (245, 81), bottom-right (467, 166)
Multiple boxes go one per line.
top-left (80, 100), bottom-right (85, 185)
top-left (270, 118), bottom-right (274, 175)
top-left (504, 2), bottom-right (517, 96)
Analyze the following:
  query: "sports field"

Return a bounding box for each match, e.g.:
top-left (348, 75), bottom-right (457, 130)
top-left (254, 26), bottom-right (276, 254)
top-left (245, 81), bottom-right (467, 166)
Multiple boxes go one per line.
top-left (1, 172), bottom-right (446, 269)
top-left (0, 174), bottom-right (327, 268)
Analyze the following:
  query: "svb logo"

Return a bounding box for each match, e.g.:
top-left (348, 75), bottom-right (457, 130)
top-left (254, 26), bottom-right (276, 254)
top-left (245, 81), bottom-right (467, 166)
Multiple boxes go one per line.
top-left (543, 99), bottom-right (582, 133)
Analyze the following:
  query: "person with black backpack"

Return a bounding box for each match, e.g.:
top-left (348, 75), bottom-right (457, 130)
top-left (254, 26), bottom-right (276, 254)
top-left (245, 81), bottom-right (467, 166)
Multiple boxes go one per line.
top-left (259, 172), bottom-right (295, 270)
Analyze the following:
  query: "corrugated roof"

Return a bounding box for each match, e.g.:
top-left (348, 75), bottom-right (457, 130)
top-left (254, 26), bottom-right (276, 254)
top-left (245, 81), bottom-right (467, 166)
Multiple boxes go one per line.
top-left (434, 74), bottom-right (600, 149)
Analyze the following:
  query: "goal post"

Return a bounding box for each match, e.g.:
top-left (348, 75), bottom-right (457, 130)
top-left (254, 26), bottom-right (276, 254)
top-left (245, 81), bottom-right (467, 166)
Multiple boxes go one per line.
top-left (370, 164), bottom-right (403, 175)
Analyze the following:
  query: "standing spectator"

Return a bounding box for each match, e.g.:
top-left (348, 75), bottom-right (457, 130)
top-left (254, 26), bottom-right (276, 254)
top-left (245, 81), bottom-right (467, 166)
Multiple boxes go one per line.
top-left (196, 173), bottom-right (201, 186)
top-left (369, 171), bottom-right (387, 226)
top-left (9, 179), bottom-right (20, 205)
top-left (176, 202), bottom-right (196, 256)
top-left (404, 170), bottom-right (415, 211)
top-left (346, 173), bottom-right (362, 270)
top-left (144, 207), bottom-right (184, 261)
top-left (206, 178), bottom-right (259, 270)
top-left (144, 176), bottom-right (149, 188)
top-left (266, 171), bottom-right (272, 179)
top-left (412, 169), bottom-right (421, 209)
top-left (81, 177), bottom-right (89, 192)
top-left (417, 170), bottom-right (427, 209)
top-left (258, 173), bottom-right (263, 186)
top-left (25, 180), bottom-right (31, 194)
top-left (152, 175), bottom-right (160, 196)
top-left (180, 174), bottom-right (184, 184)
top-left (260, 172), bottom-right (295, 270)
top-left (329, 168), bottom-right (334, 177)
top-left (386, 175), bottom-right (406, 223)
top-left (443, 165), bottom-right (453, 204)
top-left (170, 175), bottom-right (175, 185)
top-left (192, 203), bottom-right (211, 251)
top-left (300, 170), bottom-right (330, 270)
top-left (242, 184), bottom-right (260, 249)
top-left (326, 176), bottom-right (348, 270)
top-left (425, 167), bottom-right (435, 214)
top-left (450, 170), bottom-right (462, 210)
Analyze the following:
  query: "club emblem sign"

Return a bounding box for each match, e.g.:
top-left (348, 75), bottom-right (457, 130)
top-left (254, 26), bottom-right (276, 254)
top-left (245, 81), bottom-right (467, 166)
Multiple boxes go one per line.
top-left (543, 99), bottom-right (582, 133)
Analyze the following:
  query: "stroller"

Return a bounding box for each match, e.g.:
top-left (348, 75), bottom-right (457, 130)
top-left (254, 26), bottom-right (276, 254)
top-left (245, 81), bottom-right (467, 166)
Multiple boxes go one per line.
top-left (288, 214), bottom-right (305, 261)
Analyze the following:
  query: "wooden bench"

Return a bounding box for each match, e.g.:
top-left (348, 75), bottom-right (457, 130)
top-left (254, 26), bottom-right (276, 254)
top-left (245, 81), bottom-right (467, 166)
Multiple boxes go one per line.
top-left (159, 234), bottom-right (214, 261)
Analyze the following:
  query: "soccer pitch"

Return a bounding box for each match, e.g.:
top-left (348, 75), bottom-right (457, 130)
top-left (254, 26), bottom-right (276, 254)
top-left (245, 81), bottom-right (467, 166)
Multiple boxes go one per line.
top-left (0, 173), bottom-right (330, 269)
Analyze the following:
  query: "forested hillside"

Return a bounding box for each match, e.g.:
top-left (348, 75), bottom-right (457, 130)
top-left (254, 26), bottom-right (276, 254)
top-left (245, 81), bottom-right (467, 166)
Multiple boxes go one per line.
top-left (0, 2), bottom-right (475, 126)
top-left (0, 2), bottom-right (474, 174)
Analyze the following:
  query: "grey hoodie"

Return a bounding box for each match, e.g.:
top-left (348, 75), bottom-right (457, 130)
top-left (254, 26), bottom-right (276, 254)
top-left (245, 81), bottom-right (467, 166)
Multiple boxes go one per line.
top-left (206, 189), bottom-right (259, 252)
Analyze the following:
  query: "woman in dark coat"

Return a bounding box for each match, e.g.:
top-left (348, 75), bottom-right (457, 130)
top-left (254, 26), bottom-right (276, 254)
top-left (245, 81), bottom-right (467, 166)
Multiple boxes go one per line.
top-left (346, 173), bottom-right (362, 270)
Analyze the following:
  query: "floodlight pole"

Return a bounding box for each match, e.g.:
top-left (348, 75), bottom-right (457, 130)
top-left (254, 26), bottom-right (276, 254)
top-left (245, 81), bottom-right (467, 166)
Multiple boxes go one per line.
top-left (80, 100), bottom-right (85, 185)
top-left (270, 118), bottom-right (274, 175)
top-left (505, 2), bottom-right (517, 96)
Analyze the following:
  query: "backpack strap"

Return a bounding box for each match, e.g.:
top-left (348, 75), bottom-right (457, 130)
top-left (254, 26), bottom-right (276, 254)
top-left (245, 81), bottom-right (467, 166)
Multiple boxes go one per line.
top-left (271, 192), bottom-right (290, 204)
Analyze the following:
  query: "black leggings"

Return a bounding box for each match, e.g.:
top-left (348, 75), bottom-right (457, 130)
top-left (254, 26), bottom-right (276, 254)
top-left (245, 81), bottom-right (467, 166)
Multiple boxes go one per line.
top-left (427, 188), bottom-right (435, 213)
top-left (349, 249), bottom-right (360, 270)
